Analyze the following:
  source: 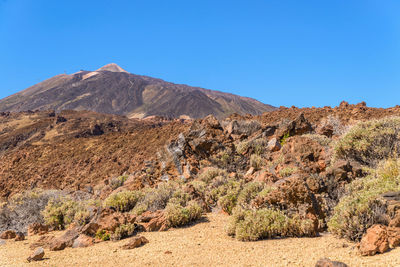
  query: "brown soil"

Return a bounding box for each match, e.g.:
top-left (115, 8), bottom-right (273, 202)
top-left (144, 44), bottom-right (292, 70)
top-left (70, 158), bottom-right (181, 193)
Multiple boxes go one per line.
top-left (1, 213), bottom-right (399, 267)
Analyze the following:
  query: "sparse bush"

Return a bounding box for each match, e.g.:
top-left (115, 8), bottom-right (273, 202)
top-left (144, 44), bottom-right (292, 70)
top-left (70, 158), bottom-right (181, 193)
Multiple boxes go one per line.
top-left (110, 175), bottom-right (129, 190)
top-left (227, 207), bottom-right (315, 241)
top-left (334, 117), bottom-right (400, 166)
top-left (321, 115), bottom-right (348, 136)
top-left (96, 229), bottom-right (110, 241)
top-left (250, 154), bottom-right (264, 170)
top-left (280, 132), bottom-right (290, 146)
top-left (165, 200), bottom-right (203, 227)
top-left (279, 167), bottom-right (297, 178)
top-left (111, 223), bottom-right (136, 241)
top-left (235, 141), bottom-right (250, 155)
top-left (237, 182), bottom-right (265, 209)
top-left (134, 182), bottom-right (178, 213)
top-left (103, 190), bottom-right (143, 212)
top-left (199, 168), bottom-right (227, 184)
top-left (328, 158), bottom-right (400, 241)
top-left (303, 134), bottom-right (332, 147)
top-left (0, 189), bottom-right (66, 233)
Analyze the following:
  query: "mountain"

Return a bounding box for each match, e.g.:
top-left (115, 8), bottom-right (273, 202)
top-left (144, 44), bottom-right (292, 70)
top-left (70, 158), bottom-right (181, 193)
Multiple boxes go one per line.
top-left (0, 63), bottom-right (276, 119)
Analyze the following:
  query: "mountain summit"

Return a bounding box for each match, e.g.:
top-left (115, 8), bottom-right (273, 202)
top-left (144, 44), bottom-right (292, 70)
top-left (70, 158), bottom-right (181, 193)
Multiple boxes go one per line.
top-left (96, 63), bottom-right (128, 73)
top-left (0, 64), bottom-right (275, 118)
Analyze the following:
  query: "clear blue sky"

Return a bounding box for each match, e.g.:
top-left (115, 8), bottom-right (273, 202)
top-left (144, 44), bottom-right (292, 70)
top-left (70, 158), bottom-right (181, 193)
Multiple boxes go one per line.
top-left (1, 0), bottom-right (399, 108)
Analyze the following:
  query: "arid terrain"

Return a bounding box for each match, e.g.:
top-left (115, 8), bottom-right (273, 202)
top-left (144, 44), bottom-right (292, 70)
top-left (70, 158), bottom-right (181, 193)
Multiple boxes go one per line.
top-left (2, 213), bottom-right (400, 267)
top-left (1, 102), bottom-right (400, 266)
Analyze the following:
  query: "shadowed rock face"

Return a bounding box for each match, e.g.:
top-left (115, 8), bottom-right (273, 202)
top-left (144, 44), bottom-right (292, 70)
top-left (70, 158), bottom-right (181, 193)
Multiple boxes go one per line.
top-left (0, 64), bottom-right (276, 119)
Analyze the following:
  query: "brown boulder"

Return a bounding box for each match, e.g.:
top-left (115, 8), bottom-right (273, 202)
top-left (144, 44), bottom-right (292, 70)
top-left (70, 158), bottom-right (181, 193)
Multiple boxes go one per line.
top-left (315, 258), bottom-right (348, 267)
top-left (387, 227), bottom-right (400, 248)
top-left (29, 235), bottom-right (56, 249)
top-left (49, 228), bottom-right (79, 251)
top-left (72, 234), bottom-right (94, 248)
top-left (267, 137), bottom-right (281, 152)
top-left (0, 230), bottom-right (16, 239)
top-left (138, 210), bottom-right (169, 232)
top-left (27, 247), bottom-right (45, 262)
top-left (15, 232), bottom-right (25, 241)
top-left (121, 235), bottom-right (149, 249)
top-left (49, 239), bottom-right (67, 251)
top-left (28, 223), bottom-right (49, 236)
top-left (359, 224), bottom-right (389, 256)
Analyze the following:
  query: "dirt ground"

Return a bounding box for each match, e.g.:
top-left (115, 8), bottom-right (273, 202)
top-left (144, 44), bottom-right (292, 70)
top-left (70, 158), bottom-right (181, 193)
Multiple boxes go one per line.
top-left (1, 213), bottom-right (399, 267)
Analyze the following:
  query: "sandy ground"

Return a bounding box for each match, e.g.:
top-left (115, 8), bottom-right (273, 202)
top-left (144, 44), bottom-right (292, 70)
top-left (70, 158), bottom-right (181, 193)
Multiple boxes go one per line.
top-left (1, 213), bottom-right (400, 267)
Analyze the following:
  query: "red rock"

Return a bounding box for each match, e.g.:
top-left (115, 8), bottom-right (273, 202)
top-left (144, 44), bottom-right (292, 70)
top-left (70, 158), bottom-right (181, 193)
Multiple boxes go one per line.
top-left (72, 234), bottom-right (94, 248)
top-left (359, 224), bottom-right (389, 256)
top-left (15, 232), bottom-right (25, 241)
top-left (121, 235), bottom-right (149, 249)
top-left (27, 247), bottom-right (44, 262)
top-left (27, 223), bottom-right (49, 236)
top-left (0, 230), bottom-right (16, 239)
top-left (387, 227), bottom-right (400, 248)
top-left (315, 258), bottom-right (348, 267)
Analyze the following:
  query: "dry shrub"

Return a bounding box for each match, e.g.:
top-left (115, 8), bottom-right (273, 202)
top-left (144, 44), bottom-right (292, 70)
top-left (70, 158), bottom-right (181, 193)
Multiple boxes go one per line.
top-left (334, 117), bottom-right (400, 166)
top-left (111, 223), bottom-right (136, 241)
top-left (103, 190), bottom-right (143, 212)
top-left (165, 200), bottom-right (203, 227)
top-left (227, 207), bottom-right (315, 241)
top-left (0, 190), bottom-right (66, 233)
top-left (328, 158), bottom-right (400, 241)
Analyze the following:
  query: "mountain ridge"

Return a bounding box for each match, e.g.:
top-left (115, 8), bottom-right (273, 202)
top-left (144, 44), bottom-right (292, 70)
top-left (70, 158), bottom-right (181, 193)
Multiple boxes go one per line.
top-left (0, 64), bottom-right (276, 119)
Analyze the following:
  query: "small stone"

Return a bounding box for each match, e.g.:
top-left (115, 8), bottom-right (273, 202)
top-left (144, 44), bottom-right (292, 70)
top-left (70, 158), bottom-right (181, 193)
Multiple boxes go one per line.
top-left (315, 258), bottom-right (348, 267)
top-left (15, 232), bottom-right (25, 241)
top-left (0, 230), bottom-right (16, 239)
top-left (121, 236), bottom-right (149, 249)
top-left (27, 247), bottom-right (45, 262)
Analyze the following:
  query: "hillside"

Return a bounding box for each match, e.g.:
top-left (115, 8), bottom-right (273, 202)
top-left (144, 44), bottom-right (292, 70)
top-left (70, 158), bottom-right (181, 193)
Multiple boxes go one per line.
top-left (0, 64), bottom-right (275, 119)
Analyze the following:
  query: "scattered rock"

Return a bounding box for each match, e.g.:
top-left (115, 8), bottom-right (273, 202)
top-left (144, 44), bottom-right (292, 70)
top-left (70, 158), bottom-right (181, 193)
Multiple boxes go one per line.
top-left (27, 247), bottom-right (45, 262)
top-left (387, 227), bottom-right (400, 248)
top-left (72, 234), bottom-right (94, 248)
top-left (267, 138), bottom-right (281, 152)
top-left (28, 223), bottom-right (49, 236)
top-left (0, 230), bottom-right (16, 239)
top-left (359, 224), bottom-right (389, 256)
top-left (49, 228), bottom-right (79, 251)
top-left (315, 258), bottom-right (348, 267)
top-left (29, 235), bottom-right (56, 249)
top-left (15, 232), bottom-right (25, 241)
top-left (121, 235), bottom-right (149, 249)
top-left (138, 210), bottom-right (169, 232)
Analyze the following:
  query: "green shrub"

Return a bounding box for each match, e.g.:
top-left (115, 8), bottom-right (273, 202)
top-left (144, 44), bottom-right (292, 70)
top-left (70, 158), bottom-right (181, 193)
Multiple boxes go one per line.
top-left (303, 134), bottom-right (332, 147)
top-left (334, 117), bottom-right (400, 166)
top-left (328, 158), bottom-right (400, 241)
top-left (250, 154), bottom-right (264, 170)
top-left (279, 167), bottom-right (297, 178)
top-left (237, 182), bottom-right (265, 208)
top-left (133, 182), bottom-right (178, 213)
top-left (42, 198), bottom-right (90, 230)
top-left (280, 132), bottom-right (290, 146)
top-left (96, 229), bottom-right (110, 241)
top-left (235, 141), bottom-right (250, 155)
top-left (199, 167), bottom-right (227, 184)
top-left (227, 207), bottom-right (315, 241)
top-left (110, 175), bottom-right (129, 190)
top-left (111, 223), bottom-right (136, 241)
top-left (165, 200), bottom-right (203, 227)
top-left (103, 190), bottom-right (143, 212)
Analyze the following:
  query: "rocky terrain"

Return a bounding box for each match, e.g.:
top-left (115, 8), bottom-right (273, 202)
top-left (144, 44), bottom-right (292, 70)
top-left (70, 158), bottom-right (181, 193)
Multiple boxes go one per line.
top-left (0, 63), bottom-right (275, 119)
top-left (1, 101), bottom-right (400, 266)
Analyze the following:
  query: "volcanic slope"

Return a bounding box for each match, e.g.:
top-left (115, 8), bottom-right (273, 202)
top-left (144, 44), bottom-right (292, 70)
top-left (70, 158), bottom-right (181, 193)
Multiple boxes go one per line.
top-left (0, 63), bottom-right (275, 119)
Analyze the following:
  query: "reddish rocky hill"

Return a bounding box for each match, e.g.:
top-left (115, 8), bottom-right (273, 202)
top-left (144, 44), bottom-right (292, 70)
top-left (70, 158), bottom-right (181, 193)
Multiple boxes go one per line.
top-left (0, 63), bottom-right (275, 119)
